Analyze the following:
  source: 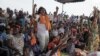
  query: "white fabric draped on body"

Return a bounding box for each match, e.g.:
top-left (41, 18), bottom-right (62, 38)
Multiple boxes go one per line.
top-left (36, 15), bottom-right (49, 51)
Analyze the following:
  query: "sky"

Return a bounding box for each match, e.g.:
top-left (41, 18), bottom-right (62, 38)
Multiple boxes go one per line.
top-left (0, 0), bottom-right (100, 16)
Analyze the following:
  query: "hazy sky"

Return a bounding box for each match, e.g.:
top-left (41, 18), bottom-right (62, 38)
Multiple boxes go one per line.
top-left (0, 0), bottom-right (100, 16)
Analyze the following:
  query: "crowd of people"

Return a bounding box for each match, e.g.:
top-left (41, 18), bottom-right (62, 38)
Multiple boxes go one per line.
top-left (0, 4), bottom-right (100, 56)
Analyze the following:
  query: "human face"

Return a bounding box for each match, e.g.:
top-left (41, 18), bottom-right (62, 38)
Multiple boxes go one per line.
top-left (13, 27), bottom-right (20, 35)
top-left (40, 8), bottom-right (46, 15)
top-left (9, 28), bottom-right (13, 34)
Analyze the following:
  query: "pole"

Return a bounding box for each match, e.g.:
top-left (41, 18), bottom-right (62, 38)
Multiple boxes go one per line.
top-left (32, 0), bottom-right (34, 18)
top-left (62, 4), bottom-right (64, 13)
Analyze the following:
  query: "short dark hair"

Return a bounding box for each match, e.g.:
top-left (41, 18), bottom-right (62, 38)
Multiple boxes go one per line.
top-left (0, 7), bottom-right (2, 11)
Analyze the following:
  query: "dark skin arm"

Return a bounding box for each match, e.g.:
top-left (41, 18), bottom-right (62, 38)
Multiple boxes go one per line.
top-left (54, 7), bottom-right (59, 18)
top-left (50, 32), bottom-right (70, 56)
top-left (32, 4), bottom-right (37, 18)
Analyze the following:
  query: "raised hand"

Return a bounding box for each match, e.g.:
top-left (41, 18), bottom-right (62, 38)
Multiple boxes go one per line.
top-left (34, 4), bottom-right (37, 8)
top-left (32, 4), bottom-right (37, 17)
top-left (56, 6), bottom-right (59, 10)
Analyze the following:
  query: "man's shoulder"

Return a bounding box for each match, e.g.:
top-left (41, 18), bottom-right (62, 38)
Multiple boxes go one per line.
top-left (7, 34), bottom-right (14, 40)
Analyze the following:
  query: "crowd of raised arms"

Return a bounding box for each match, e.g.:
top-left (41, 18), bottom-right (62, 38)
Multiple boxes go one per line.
top-left (0, 4), bottom-right (100, 56)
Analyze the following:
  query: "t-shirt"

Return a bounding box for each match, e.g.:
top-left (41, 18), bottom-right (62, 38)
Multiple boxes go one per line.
top-left (0, 32), bottom-right (7, 41)
top-left (52, 29), bottom-right (58, 37)
top-left (0, 17), bottom-right (7, 25)
top-left (25, 16), bottom-right (30, 23)
top-left (58, 27), bottom-right (64, 34)
top-left (8, 34), bottom-right (24, 55)
top-left (19, 18), bottom-right (26, 27)
top-left (53, 17), bottom-right (58, 23)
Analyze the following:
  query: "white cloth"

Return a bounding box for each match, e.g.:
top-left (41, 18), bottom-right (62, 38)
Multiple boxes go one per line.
top-left (37, 31), bottom-right (49, 51)
top-left (88, 51), bottom-right (100, 56)
top-left (25, 16), bottom-right (30, 23)
top-left (35, 15), bottom-right (40, 21)
top-left (0, 23), bottom-right (6, 26)
top-left (37, 22), bottom-right (47, 33)
top-left (53, 17), bottom-right (58, 22)
top-left (12, 14), bottom-right (16, 19)
top-left (58, 27), bottom-right (64, 34)
top-left (52, 29), bottom-right (58, 37)
top-left (37, 22), bottom-right (49, 51)
top-left (30, 50), bottom-right (34, 56)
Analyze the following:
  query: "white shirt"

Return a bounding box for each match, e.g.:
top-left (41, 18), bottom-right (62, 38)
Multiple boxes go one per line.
top-left (25, 17), bottom-right (30, 23)
top-left (7, 33), bottom-right (24, 55)
top-left (58, 27), bottom-right (64, 34)
top-left (52, 29), bottom-right (58, 37)
top-left (53, 17), bottom-right (58, 22)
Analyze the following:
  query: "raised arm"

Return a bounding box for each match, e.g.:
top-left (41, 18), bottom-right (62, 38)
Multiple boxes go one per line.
top-left (92, 7), bottom-right (99, 25)
top-left (54, 6), bottom-right (59, 17)
top-left (32, 4), bottom-right (37, 18)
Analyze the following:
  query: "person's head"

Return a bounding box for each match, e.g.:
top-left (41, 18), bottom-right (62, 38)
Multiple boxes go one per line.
top-left (71, 28), bottom-right (77, 36)
top-left (0, 25), bottom-right (5, 33)
top-left (6, 7), bottom-right (10, 14)
top-left (13, 24), bottom-right (21, 35)
top-left (6, 26), bottom-right (13, 34)
top-left (53, 23), bottom-right (57, 29)
top-left (28, 15), bottom-right (32, 19)
top-left (60, 23), bottom-right (64, 28)
top-left (0, 8), bottom-right (3, 14)
top-left (54, 12), bottom-right (56, 16)
top-left (23, 12), bottom-right (27, 16)
top-left (14, 9), bottom-right (18, 15)
top-left (37, 7), bottom-right (47, 15)
top-left (52, 36), bottom-right (60, 45)
top-left (9, 10), bottom-right (13, 17)
top-left (18, 10), bottom-right (24, 18)
top-left (28, 30), bottom-right (34, 37)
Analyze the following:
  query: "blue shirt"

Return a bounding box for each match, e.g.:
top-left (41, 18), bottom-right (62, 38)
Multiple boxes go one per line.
top-left (0, 32), bottom-right (7, 41)
top-left (19, 18), bottom-right (26, 27)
